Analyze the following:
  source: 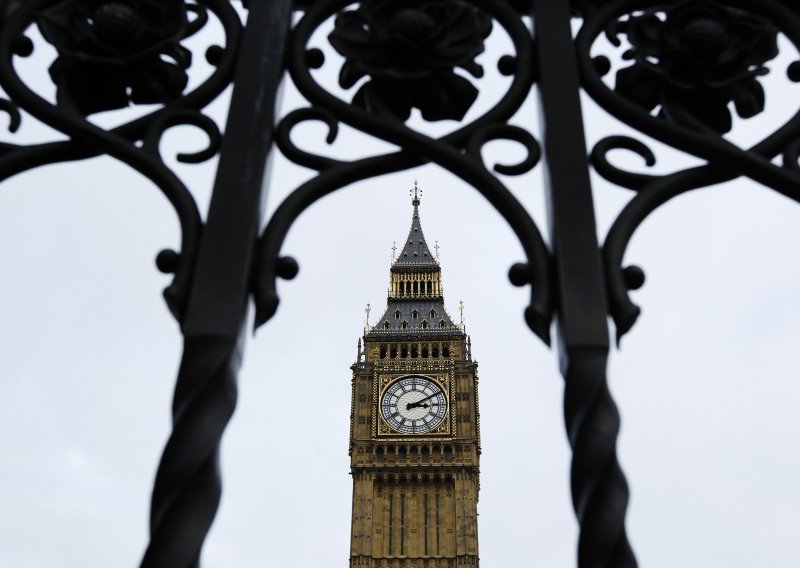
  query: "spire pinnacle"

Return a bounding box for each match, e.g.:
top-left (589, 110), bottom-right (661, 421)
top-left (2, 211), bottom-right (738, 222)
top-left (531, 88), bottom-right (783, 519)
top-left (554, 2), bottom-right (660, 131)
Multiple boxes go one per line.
top-left (365, 181), bottom-right (462, 338)
top-left (411, 179), bottom-right (421, 211)
top-left (396, 180), bottom-right (436, 266)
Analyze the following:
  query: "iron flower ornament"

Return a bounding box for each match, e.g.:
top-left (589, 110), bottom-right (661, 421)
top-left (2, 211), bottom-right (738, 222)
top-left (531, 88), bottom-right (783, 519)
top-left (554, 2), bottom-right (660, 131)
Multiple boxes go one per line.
top-left (615, 0), bottom-right (779, 134)
top-left (37, 0), bottom-right (191, 116)
top-left (328, 0), bottom-right (492, 122)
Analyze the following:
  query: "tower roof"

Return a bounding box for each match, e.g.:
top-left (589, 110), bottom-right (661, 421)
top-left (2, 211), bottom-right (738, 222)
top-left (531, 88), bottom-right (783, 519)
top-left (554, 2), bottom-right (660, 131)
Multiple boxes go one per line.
top-left (366, 182), bottom-right (463, 338)
top-left (393, 182), bottom-right (438, 268)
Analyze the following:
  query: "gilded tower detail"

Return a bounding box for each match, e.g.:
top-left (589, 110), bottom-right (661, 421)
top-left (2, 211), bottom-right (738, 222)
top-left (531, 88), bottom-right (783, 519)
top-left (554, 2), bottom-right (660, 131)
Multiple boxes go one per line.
top-left (350, 188), bottom-right (480, 568)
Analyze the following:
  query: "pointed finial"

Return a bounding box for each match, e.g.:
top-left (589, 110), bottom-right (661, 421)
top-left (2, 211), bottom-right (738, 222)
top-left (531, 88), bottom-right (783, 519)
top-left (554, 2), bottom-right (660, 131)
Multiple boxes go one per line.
top-left (459, 301), bottom-right (465, 325)
top-left (365, 303), bottom-right (372, 326)
top-left (434, 240), bottom-right (440, 258)
top-left (411, 179), bottom-right (421, 207)
top-left (391, 241), bottom-right (397, 262)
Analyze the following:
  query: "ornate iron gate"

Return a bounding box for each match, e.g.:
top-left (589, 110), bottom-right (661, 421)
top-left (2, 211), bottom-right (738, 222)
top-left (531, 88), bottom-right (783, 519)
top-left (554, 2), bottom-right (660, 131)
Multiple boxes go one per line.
top-left (1, 0), bottom-right (798, 566)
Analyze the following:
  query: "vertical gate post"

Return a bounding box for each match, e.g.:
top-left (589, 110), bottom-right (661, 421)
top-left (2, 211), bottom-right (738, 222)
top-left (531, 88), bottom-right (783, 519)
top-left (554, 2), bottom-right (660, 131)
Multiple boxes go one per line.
top-left (140, 2), bottom-right (294, 566)
top-left (532, 1), bottom-right (638, 566)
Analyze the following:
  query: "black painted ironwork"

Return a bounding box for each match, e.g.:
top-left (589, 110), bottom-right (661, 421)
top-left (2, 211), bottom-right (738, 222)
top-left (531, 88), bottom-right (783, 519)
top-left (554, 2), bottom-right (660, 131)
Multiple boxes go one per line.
top-left (255, 0), bottom-right (552, 342)
top-left (2, 0), bottom-right (799, 566)
top-left (532, 2), bottom-right (636, 566)
top-left (141, 2), bottom-right (293, 566)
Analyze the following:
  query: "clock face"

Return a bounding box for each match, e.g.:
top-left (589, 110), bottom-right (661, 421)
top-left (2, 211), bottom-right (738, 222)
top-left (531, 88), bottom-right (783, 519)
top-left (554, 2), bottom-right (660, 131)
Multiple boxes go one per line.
top-left (380, 376), bottom-right (447, 434)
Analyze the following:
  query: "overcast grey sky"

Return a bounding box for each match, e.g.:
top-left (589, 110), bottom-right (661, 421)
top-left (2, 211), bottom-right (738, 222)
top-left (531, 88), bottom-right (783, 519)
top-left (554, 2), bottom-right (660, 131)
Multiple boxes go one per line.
top-left (1, 6), bottom-right (799, 568)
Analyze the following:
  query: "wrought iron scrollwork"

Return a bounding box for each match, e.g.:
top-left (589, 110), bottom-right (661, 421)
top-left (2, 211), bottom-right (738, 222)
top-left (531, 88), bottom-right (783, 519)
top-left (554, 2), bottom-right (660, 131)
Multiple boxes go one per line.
top-left (255, 0), bottom-right (554, 344)
top-left (0, 0), bottom-right (243, 321)
top-left (615, 1), bottom-right (779, 135)
top-left (327, 0), bottom-right (493, 122)
top-left (578, 0), bottom-right (800, 341)
top-left (3, 1), bottom-right (796, 566)
top-left (0, 97), bottom-right (21, 133)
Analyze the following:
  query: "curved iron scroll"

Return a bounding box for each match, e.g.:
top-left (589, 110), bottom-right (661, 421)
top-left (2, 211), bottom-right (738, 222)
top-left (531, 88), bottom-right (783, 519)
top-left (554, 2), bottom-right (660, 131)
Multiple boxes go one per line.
top-left (0, 2), bottom-right (247, 567)
top-left (2, 0), bottom-right (798, 567)
top-left (253, 0), bottom-right (554, 345)
top-left (577, 0), bottom-right (800, 341)
top-left (0, 0), bottom-right (243, 322)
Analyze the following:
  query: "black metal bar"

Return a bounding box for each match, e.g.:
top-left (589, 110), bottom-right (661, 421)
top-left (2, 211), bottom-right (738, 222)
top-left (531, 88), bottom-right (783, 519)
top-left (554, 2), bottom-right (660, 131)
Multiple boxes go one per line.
top-left (532, 1), bottom-right (638, 567)
top-left (140, 2), bottom-right (294, 566)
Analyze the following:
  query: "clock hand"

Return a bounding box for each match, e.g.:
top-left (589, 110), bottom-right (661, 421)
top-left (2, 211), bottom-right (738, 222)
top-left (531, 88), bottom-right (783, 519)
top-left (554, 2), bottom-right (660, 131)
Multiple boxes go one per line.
top-left (418, 392), bottom-right (440, 404)
top-left (405, 392), bottom-right (439, 410)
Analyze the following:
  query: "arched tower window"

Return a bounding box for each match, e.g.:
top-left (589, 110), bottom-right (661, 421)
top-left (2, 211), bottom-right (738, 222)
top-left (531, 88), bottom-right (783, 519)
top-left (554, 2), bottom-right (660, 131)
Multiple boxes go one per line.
top-left (412, 310), bottom-right (418, 319)
top-left (430, 309), bottom-right (436, 319)
top-left (384, 321), bottom-right (390, 330)
top-left (439, 320), bottom-right (446, 328)
top-left (395, 310), bottom-right (401, 320)
top-left (401, 321), bottom-right (408, 329)
top-left (421, 320), bottom-right (428, 329)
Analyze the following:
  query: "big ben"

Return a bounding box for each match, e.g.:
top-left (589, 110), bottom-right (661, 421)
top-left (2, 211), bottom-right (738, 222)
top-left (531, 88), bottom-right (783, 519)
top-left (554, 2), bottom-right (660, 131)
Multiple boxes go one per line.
top-left (350, 185), bottom-right (480, 568)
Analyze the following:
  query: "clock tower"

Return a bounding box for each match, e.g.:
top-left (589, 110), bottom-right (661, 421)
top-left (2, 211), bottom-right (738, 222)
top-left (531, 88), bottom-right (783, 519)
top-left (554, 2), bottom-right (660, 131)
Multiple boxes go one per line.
top-left (350, 186), bottom-right (480, 568)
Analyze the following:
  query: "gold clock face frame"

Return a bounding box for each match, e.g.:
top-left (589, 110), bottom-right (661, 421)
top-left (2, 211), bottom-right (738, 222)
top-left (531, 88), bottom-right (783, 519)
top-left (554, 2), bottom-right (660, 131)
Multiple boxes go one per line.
top-left (375, 373), bottom-right (452, 437)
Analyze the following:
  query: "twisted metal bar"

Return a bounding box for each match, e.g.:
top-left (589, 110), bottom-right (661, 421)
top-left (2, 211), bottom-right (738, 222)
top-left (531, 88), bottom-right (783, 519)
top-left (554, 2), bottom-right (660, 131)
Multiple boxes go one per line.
top-left (141, 336), bottom-right (240, 568)
top-left (532, 0), bottom-right (638, 565)
top-left (563, 349), bottom-right (637, 568)
top-left (140, 1), bottom-right (293, 565)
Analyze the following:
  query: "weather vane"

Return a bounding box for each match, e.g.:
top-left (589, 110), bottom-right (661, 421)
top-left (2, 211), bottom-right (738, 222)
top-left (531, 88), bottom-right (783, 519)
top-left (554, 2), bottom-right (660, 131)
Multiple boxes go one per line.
top-left (459, 301), bottom-right (465, 325)
top-left (391, 241), bottom-right (397, 262)
top-left (434, 240), bottom-right (440, 258)
top-left (365, 303), bottom-right (372, 327)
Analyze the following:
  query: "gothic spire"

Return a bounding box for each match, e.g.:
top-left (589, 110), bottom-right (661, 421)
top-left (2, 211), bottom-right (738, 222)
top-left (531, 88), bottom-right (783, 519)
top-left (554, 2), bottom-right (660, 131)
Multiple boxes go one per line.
top-left (367, 182), bottom-right (461, 337)
top-left (395, 181), bottom-right (438, 267)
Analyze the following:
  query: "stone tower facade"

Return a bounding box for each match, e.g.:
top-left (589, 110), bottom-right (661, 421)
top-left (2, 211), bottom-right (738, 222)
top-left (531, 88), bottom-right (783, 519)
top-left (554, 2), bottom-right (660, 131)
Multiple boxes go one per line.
top-left (349, 188), bottom-right (480, 568)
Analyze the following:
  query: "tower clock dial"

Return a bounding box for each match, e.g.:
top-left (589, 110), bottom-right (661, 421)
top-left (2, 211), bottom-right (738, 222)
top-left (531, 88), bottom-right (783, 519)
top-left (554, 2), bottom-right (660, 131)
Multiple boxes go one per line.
top-left (380, 376), bottom-right (447, 434)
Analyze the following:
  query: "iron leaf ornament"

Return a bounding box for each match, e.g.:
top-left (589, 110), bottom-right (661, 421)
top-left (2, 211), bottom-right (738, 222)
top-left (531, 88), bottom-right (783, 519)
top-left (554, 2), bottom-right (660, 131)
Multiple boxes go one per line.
top-left (328, 0), bottom-right (492, 122)
top-left (615, 0), bottom-right (779, 134)
top-left (37, 0), bottom-right (191, 116)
